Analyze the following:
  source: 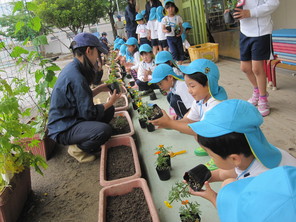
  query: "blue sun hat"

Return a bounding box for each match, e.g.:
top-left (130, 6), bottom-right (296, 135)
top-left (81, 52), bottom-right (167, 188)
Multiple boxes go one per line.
top-left (188, 99), bottom-right (282, 168)
top-left (179, 59), bottom-right (227, 100)
top-left (117, 39), bottom-right (125, 45)
top-left (114, 43), bottom-right (122, 50)
top-left (114, 37), bottom-right (120, 44)
top-left (119, 44), bottom-right (127, 56)
top-left (156, 6), bottom-right (164, 22)
top-left (217, 166), bottom-right (296, 222)
top-left (139, 44), bottom-right (152, 54)
top-left (141, 10), bottom-right (146, 16)
top-left (136, 13), bottom-right (144, 21)
top-left (182, 22), bottom-right (192, 30)
top-left (149, 7), bottom-right (157, 21)
top-left (125, 37), bottom-right (138, 47)
top-left (164, 0), bottom-right (175, 5)
top-left (149, 64), bottom-right (183, 84)
top-left (155, 51), bottom-right (175, 65)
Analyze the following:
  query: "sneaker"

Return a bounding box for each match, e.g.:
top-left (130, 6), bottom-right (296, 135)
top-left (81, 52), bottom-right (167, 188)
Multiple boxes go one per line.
top-left (247, 88), bottom-right (259, 106)
top-left (205, 158), bottom-right (218, 171)
top-left (194, 147), bottom-right (209, 156)
top-left (68, 145), bottom-right (96, 163)
top-left (258, 96), bottom-right (270, 116)
top-left (140, 89), bottom-right (154, 97)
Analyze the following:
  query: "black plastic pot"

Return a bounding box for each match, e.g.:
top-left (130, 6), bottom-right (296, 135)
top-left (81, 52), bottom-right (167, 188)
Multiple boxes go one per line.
top-left (149, 92), bottom-right (157, 100)
top-left (107, 82), bottom-right (121, 94)
top-left (183, 164), bottom-right (211, 192)
top-left (156, 167), bottom-right (171, 181)
top-left (126, 74), bottom-right (132, 79)
top-left (146, 123), bottom-right (155, 132)
top-left (180, 213), bottom-right (201, 222)
top-left (148, 104), bottom-right (163, 120)
top-left (139, 118), bottom-right (147, 128)
top-left (129, 80), bottom-right (135, 87)
top-left (166, 26), bottom-right (172, 32)
top-left (223, 10), bottom-right (235, 24)
top-left (132, 102), bottom-right (138, 110)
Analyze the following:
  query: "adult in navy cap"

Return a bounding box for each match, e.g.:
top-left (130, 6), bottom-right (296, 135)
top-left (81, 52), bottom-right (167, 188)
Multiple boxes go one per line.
top-left (47, 33), bottom-right (121, 163)
top-left (125, 0), bottom-right (138, 38)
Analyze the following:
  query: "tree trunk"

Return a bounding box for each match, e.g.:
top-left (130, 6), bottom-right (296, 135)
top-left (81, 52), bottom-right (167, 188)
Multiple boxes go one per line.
top-left (108, 12), bottom-right (117, 39)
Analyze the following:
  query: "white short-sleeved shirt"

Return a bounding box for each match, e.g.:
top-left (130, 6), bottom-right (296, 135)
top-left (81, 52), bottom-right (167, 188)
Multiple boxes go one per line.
top-left (157, 21), bottom-right (166, 41)
top-left (161, 15), bottom-right (183, 37)
top-left (235, 149), bottom-right (296, 180)
top-left (147, 20), bottom-right (158, 40)
top-left (170, 80), bottom-right (194, 109)
top-left (137, 59), bottom-right (156, 82)
top-left (130, 51), bottom-right (140, 70)
top-left (136, 24), bottom-right (149, 38)
top-left (187, 97), bottom-right (221, 122)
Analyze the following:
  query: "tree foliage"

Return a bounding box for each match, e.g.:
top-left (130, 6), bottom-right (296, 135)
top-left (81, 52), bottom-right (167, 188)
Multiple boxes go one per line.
top-left (0, 1), bottom-right (46, 42)
top-left (34, 0), bottom-right (107, 34)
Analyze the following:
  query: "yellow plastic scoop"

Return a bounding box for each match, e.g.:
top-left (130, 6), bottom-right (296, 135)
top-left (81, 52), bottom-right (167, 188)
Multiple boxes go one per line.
top-left (169, 150), bottom-right (187, 157)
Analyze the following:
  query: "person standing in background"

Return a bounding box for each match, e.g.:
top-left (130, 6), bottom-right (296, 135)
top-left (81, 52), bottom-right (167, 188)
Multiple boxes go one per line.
top-left (145, 0), bottom-right (162, 21)
top-left (115, 15), bottom-right (126, 39)
top-left (233, 0), bottom-right (279, 116)
top-left (125, 0), bottom-right (138, 38)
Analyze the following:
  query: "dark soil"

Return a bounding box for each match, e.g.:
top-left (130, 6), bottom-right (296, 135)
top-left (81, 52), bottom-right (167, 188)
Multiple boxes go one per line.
top-left (110, 116), bottom-right (131, 135)
top-left (113, 97), bottom-right (126, 108)
top-left (106, 188), bottom-right (152, 222)
top-left (106, 145), bottom-right (135, 180)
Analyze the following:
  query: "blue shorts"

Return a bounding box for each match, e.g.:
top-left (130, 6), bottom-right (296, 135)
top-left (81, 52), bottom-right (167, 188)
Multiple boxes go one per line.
top-left (240, 33), bottom-right (273, 61)
top-left (159, 39), bottom-right (168, 48)
top-left (151, 39), bottom-right (159, 47)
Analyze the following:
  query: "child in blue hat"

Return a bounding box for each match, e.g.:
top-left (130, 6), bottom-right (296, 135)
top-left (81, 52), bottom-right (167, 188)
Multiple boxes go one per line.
top-left (161, 0), bottom-right (184, 64)
top-left (149, 64), bottom-right (194, 119)
top-left (135, 13), bottom-right (151, 46)
top-left (125, 37), bottom-right (140, 80)
top-left (150, 58), bottom-right (228, 170)
top-left (156, 6), bottom-right (168, 51)
top-left (217, 166), bottom-right (296, 222)
top-left (181, 22), bottom-right (192, 59)
top-left (187, 99), bottom-right (296, 207)
top-left (155, 51), bottom-right (183, 77)
top-left (146, 7), bottom-right (159, 55)
top-left (136, 44), bottom-right (159, 96)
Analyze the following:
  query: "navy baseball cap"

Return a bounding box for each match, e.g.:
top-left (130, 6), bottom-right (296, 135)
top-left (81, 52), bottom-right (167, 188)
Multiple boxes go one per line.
top-left (70, 32), bottom-right (108, 54)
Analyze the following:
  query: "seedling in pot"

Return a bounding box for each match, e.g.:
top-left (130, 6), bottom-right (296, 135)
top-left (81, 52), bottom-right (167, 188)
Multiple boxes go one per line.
top-left (147, 104), bottom-right (163, 121)
top-left (183, 164), bottom-right (211, 192)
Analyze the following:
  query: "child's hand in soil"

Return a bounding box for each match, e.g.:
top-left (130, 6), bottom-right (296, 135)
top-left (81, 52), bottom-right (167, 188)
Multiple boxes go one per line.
top-left (188, 181), bottom-right (217, 208)
top-left (149, 109), bottom-right (172, 128)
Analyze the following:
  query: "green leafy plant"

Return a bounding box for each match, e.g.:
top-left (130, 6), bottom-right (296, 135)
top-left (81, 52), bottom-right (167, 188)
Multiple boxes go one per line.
top-left (111, 115), bottom-right (127, 130)
top-left (154, 145), bottom-right (171, 170)
top-left (226, 0), bottom-right (238, 10)
top-left (0, 76), bottom-right (47, 190)
top-left (164, 181), bottom-right (201, 222)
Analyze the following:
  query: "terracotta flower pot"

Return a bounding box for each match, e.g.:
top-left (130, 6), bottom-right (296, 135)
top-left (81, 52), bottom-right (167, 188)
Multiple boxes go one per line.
top-left (107, 94), bottom-right (128, 111)
top-left (156, 167), bottom-right (171, 181)
top-left (98, 178), bottom-right (160, 222)
top-left (100, 136), bottom-right (141, 186)
top-left (0, 169), bottom-right (31, 222)
top-left (22, 134), bottom-right (56, 160)
top-left (111, 111), bottom-right (135, 138)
